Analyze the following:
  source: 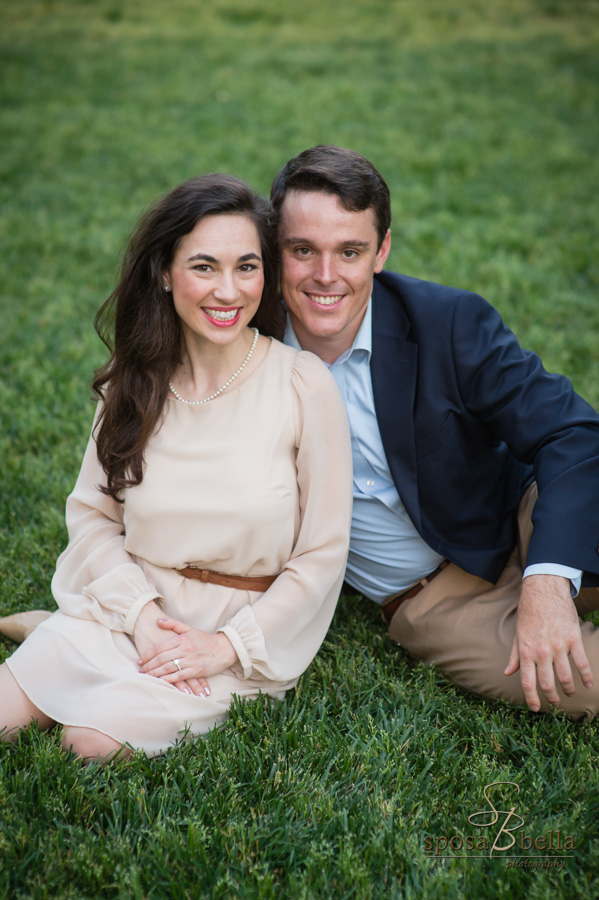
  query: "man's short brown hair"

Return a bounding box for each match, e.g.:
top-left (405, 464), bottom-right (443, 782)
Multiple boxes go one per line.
top-left (271, 145), bottom-right (391, 249)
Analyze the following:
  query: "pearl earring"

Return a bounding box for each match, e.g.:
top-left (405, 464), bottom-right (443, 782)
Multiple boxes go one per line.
top-left (164, 285), bottom-right (171, 292)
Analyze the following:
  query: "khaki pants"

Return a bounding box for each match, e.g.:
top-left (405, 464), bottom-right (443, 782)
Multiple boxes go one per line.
top-left (388, 484), bottom-right (599, 720)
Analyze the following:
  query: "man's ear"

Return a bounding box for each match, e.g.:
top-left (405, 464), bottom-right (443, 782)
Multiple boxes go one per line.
top-left (374, 229), bottom-right (391, 273)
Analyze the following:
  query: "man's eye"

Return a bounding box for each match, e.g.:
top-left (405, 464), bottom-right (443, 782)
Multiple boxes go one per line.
top-left (342, 250), bottom-right (358, 259)
top-left (296, 247), bottom-right (311, 256)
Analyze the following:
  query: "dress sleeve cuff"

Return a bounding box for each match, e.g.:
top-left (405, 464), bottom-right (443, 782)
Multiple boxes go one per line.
top-left (216, 625), bottom-right (253, 679)
top-left (122, 592), bottom-right (163, 635)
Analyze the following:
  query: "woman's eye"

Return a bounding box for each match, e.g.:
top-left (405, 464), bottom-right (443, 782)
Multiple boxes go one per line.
top-left (194, 264), bottom-right (211, 272)
top-left (239, 263), bottom-right (257, 272)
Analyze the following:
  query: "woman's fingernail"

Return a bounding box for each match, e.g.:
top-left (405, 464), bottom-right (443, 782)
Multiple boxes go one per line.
top-left (137, 659), bottom-right (142, 665)
top-left (183, 687), bottom-right (191, 695)
top-left (205, 687), bottom-right (211, 696)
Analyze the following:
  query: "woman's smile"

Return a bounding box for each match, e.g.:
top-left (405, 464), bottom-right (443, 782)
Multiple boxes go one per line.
top-left (201, 306), bottom-right (241, 326)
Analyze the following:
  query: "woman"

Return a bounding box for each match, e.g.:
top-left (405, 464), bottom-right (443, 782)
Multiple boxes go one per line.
top-left (0, 174), bottom-right (352, 760)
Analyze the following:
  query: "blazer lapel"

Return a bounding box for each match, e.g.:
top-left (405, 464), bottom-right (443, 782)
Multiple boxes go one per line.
top-left (370, 277), bottom-right (421, 528)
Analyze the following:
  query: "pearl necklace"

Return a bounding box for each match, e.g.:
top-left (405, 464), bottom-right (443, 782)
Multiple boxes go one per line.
top-left (169, 328), bottom-right (259, 406)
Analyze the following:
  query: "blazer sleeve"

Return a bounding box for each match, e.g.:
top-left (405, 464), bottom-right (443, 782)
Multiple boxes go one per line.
top-left (450, 291), bottom-right (599, 572)
top-left (217, 352), bottom-right (353, 682)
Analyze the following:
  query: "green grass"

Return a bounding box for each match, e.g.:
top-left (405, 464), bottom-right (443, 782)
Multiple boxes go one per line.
top-left (1, 0), bottom-right (599, 896)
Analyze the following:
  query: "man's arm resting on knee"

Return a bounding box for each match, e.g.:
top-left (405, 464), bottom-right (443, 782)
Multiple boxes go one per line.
top-left (505, 574), bottom-right (594, 711)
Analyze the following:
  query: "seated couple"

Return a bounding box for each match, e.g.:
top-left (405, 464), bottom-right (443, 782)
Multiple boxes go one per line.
top-left (2, 147), bottom-right (599, 761)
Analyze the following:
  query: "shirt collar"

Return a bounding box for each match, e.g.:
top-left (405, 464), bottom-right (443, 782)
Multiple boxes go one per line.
top-left (284, 298), bottom-right (373, 366)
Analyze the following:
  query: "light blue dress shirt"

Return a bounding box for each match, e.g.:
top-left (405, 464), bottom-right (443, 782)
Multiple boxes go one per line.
top-left (284, 301), bottom-right (581, 602)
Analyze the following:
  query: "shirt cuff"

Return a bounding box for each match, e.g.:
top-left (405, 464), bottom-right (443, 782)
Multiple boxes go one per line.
top-left (522, 564), bottom-right (583, 598)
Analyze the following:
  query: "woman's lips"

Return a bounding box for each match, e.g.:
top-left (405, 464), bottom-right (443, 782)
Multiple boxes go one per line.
top-left (202, 307), bottom-right (241, 327)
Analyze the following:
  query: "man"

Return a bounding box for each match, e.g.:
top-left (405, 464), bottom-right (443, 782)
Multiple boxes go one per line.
top-left (272, 144), bottom-right (599, 718)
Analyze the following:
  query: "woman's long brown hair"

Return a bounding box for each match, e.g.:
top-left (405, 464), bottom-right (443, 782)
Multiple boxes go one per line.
top-left (92, 174), bottom-right (284, 501)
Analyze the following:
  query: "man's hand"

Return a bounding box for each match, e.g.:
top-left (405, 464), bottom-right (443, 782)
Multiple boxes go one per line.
top-left (137, 616), bottom-right (238, 686)
top-left (505, 574), bottom-right (593, 711)
top-left (132, 601), bottom-right (211, 697)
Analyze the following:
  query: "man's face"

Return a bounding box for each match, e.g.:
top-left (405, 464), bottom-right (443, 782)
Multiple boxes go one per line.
top-left (279, 190), bottom-right (390, 360)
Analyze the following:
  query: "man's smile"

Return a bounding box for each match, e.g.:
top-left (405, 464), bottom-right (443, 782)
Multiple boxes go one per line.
top-left (306, 293), bottom-right (344, 307)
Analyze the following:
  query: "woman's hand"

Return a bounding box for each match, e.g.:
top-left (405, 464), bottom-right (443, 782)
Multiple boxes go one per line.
top-left (133, 602), bottom-right (211, 698)
top-left (137, 616), bottom-right (238, 686)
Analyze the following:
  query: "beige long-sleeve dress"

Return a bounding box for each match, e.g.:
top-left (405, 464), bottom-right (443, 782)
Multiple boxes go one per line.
top-left (7, 340), bottom-right (352, 757)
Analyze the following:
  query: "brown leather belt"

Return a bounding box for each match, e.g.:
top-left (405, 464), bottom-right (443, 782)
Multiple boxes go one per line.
top-left (176, 566), bottom-right (278, 592)
top-left (381, 560), bottom-right (450, 624)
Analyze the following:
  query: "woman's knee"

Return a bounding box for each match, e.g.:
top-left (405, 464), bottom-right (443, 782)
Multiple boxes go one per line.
top-left (61, 726), bottom-right (131, 763)
top-left (0, 663), bottom-right (55, 738)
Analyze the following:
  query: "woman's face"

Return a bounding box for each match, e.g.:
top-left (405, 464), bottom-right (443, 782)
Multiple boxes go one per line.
top-left (164, 213), bottom-right (264, 349)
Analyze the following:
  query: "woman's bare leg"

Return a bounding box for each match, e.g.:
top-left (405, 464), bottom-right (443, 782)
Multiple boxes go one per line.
top-left (0, 663), bottom-right (55, 739)
top-left (1, 665), bottom-right (132, 762)
top-left (62, 726), bottom-right (133, 764)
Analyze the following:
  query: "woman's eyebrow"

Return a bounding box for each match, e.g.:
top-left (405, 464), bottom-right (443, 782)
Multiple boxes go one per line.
top-left (185, 252), bottom-right (261, 262)
top-left (186, 253), bottom-right (218, 262)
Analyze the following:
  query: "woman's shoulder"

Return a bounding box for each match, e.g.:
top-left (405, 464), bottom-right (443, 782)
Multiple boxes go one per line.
top-left (266, 337), bottom-right (326, 369)
top-left (267, 338), bottom-right (333, 384)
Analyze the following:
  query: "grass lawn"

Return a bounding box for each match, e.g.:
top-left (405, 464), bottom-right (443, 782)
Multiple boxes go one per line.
top-left (1, 0), bottom-right (598, 897)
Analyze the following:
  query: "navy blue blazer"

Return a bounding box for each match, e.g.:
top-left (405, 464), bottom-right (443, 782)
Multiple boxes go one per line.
top-left (370, 270), bottom-right (599, 584)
